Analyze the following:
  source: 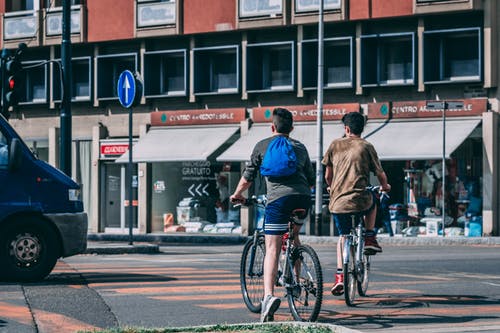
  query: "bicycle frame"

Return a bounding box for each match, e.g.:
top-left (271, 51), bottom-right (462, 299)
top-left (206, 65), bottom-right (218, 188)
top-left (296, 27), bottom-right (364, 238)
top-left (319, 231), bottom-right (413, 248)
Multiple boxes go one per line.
top-left (343, 214), bottom-right (364, 269)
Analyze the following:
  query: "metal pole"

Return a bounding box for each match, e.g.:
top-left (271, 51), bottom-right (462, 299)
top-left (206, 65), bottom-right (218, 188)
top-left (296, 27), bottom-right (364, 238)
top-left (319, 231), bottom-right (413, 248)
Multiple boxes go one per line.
top-left (442, 102), bottom-right (446, 237)
top-left (128, 107), bottom-right (134, 245)
top-left (60, 0), bottom-right (72, 176)
top-left (1, 49), bottom-right (8, 119)
top-left (314, 0), bottom-right (324, 236)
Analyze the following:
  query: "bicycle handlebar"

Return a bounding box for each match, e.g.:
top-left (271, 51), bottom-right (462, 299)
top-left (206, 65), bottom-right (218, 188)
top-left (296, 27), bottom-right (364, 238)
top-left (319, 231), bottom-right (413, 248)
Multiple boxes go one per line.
top-left (231, 195), bottom-right (267, 207)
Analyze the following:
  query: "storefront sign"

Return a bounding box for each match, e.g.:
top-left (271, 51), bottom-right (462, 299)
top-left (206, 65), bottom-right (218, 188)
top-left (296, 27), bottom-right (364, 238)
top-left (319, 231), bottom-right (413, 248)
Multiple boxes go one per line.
top-left (151, 108), bottom-right (246, 126)
top-left (100, 143), bottom-right (129, 158)
top-left (368, 98), bottom-right (487, 119)
top-left (253, 104), bottom-right (360, 123)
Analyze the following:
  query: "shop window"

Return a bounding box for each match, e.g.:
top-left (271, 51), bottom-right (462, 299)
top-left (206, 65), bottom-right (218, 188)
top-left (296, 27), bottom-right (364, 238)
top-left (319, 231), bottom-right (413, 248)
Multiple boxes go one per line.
top-left (361, 33), bottom-right (415, 87)
top-left (18, 60), bottom-right (48, 104)
top-left (193, 45), bottom-right (239, 95)
top-left (137, 0), bottom-right (176, 28)
top-left (96, 53), bottom-right (138, 100)
top-left (295, 0), bottom-right (341, 13)
top-left (144, 49), bottom-right (186, 97)
top-left (302, 37), bottom-right (352, 89)
top-left (53, 57), bottom-right (91, 102)
top-left (247, 41), bottom-right (294, 92)
top-left (239, 0), bottom-right (282, 18)
top-left (424, 27), bottom-right (481, 84)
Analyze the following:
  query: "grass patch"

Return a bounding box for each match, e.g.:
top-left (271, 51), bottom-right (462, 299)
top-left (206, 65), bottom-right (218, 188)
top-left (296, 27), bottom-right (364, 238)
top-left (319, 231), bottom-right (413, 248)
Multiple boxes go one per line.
top-left (78, 323), bottom-right (337, 333)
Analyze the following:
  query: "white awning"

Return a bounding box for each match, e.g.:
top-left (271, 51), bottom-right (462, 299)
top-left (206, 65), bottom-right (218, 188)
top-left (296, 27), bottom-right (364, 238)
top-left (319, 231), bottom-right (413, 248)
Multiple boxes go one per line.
top-left (216, 118), bottom-right (481, 162)
top-left (217, 122), bottom-right (345, 161)
top-left (116, 125), bottom-right (240, 163)
top-left (363, 118), bottom-right (481, 160)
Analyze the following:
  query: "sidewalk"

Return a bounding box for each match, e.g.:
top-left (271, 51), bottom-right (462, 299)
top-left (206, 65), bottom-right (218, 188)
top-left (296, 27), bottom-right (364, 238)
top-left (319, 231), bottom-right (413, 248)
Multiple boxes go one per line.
top-left (86, 232), bottom-right (500, 254)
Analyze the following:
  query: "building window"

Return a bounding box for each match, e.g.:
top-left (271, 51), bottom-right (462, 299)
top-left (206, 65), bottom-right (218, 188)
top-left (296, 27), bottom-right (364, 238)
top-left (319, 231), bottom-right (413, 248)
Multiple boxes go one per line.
top-left (53, 57), bottom-right (91, 102)
top-left (302, 37), bottom-right (352, 89)
top-left (144, 50), bottom-right (186, 97)
top-left (193, 45), bottom-right (239, 95)
top-left (361, 32), bottom-right (415, 86)
top-left (247, 41), bottom-right (294, 92)
top-left (45, 6), bottom-right (82, 36)
top-left (18, 60), bottom-right (48, 104)
top-left (96, 53), bottom-right (138, 100)
top-left (424, 27), bottom-right (481, 84)
top-left (416, 0), bottom-right (457, 3)
top-left (45, 0), bottom-right (81, 7)
top-left (6, 0), bottom-right (37, 12)
top-left (239, 0), bottom-right (282, 18)
top-left (137, 0), bottom-right (176, 28)
top-left (295, 0), bottom-right (341, 13)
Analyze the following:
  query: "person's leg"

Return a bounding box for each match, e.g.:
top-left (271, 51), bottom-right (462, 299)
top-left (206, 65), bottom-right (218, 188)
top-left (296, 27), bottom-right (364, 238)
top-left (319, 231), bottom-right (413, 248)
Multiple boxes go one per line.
top-left (364, 203), bottom-right (382, 253)
top-left (331, 214), bottom-right (350, 295)
top-left (263, 234), bottom-right (281, 297)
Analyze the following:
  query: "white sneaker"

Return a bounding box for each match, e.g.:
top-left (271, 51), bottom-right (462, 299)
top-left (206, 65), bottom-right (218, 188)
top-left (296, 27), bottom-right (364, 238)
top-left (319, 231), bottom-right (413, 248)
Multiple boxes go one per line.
top-left (260, 295), bottom-right (281, 322)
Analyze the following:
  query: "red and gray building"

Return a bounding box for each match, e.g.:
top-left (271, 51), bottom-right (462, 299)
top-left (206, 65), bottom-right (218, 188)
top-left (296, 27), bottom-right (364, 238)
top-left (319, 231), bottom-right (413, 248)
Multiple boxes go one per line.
top-left (1, 0), bottom-right (498, 236)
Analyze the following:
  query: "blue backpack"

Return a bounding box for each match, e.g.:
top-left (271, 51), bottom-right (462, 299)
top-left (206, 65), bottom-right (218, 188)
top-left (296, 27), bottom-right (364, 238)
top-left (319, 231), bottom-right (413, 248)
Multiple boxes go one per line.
top-left (260, 136), bottom-right (297, 177)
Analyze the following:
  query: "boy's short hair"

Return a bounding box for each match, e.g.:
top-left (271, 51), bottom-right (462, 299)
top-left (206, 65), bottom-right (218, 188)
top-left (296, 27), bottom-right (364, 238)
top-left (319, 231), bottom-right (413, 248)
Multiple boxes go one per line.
top-left (273, 107), bottom-right (293, 134)
top-left (342, 112), bottom-right (365, 135)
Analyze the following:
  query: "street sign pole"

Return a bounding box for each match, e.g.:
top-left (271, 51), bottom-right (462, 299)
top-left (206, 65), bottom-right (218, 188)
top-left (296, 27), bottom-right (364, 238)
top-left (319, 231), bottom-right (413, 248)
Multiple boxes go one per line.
top-left (128, 105), bottom-right (133, 245)
top-left (117, 70), bottom-right (143, 245)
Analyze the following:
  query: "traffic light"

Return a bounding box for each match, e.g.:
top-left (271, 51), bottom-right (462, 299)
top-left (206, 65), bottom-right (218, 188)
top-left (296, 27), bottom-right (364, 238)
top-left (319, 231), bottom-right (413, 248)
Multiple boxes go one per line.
top-left (4, 56), bottom-right (21, 108)
top-left (1, 43), bottom-right (26, 118)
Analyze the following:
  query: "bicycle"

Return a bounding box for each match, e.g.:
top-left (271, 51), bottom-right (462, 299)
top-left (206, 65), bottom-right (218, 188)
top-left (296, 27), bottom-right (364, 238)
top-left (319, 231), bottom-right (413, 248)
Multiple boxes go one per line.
top-left (342, 186), bottom-right (386, 306)
top-left (238, 195), bottom-right (323, 322)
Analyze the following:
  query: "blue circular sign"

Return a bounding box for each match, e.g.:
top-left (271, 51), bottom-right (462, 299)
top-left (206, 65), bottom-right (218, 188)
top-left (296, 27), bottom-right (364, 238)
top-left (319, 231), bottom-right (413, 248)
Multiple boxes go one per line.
top-left (117, 70), bottom-right (136, 108)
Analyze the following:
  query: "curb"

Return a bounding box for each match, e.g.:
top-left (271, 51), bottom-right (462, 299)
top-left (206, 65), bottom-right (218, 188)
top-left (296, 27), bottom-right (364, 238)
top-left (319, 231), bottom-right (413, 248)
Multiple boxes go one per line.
top-left (88, 233), bottom-right (500, 247)
top-left (85, 242), bottom-right (160, 255)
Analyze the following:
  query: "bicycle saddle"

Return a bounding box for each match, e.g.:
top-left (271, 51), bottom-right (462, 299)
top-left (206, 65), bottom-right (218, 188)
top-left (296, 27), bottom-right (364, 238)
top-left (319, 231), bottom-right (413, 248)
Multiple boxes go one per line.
top-left (291, 209), bottom-right (307, 219)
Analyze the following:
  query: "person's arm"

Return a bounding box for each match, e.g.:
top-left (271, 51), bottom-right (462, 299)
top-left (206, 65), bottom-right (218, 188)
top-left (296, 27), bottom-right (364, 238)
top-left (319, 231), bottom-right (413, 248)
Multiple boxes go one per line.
top-left (230, 177), bottom-right (253, 203)
top-left (324, 165), bottom-right (333, 192)
top-left (376, 170), bottom-right (391, 192)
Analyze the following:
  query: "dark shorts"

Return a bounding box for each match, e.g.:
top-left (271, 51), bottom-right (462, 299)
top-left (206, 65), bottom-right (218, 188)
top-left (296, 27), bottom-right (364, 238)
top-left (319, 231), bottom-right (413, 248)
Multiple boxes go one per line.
top-left (264, 194), bottom-right (310, 235)
top-left (333, 191), bottom-right (376, 235)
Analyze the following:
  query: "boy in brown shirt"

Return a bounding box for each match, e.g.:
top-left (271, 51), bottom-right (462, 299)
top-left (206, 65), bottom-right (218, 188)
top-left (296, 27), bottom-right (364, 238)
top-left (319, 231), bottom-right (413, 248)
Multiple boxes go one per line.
top-left (322, 112), bottom-right (391, 296)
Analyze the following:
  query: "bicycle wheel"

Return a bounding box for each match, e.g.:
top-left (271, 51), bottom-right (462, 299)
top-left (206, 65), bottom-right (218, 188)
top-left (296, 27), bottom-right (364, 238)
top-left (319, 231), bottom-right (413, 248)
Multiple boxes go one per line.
top-left (287, 244), bottom-right (323, 322)
top-left (343, 244), bottom-right (357, 307)
top-left (240, 235), bottom-right (265, 313)
top-left (357, 254), bottom-right (371, 296)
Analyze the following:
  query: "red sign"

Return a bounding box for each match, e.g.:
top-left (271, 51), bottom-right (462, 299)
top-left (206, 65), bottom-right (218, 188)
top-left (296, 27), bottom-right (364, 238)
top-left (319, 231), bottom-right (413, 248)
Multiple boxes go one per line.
top-left (367, 98), bottom-right (487, 119)
top-left (252, 104), bottom-right (360, 123)
top-left (151, 108), bottom-right (246, 126)
top-left (100, 144), bottom-right (129, 157)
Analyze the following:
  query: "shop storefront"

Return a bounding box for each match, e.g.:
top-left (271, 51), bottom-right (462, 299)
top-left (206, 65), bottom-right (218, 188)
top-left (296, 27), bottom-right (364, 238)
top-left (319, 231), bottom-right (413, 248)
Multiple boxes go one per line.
top-left (366, 98), bottom-right (487, 236)
top-left (116, 108), bottom-right (245, 234)
top-left (99, 139), bottom-right (138, 233)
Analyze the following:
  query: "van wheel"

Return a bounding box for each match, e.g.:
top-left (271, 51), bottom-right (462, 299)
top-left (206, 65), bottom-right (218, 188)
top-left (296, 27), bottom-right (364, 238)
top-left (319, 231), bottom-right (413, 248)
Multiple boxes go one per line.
top-left (0, 218), bottom-right (59, 282)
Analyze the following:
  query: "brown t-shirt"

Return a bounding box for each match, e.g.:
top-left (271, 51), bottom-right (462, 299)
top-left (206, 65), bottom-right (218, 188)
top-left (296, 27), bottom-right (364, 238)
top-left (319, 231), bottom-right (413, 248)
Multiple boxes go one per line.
top-left (322, 136), bottom-right (384, 214)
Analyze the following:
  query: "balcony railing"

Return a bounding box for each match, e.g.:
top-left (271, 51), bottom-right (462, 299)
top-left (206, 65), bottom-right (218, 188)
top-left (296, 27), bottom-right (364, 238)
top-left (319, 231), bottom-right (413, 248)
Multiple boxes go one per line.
top-left (45, 5), bottom-right (82, 36)
top-left (137, 1), bottom-right (176, 28)
top-left (3, 10), bottom-right (38, 40)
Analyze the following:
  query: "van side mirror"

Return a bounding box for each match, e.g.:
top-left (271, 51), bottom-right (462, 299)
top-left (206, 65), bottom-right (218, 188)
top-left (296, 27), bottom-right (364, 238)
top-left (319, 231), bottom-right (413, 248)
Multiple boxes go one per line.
top-left (8, 138), bottom-right (22, 171)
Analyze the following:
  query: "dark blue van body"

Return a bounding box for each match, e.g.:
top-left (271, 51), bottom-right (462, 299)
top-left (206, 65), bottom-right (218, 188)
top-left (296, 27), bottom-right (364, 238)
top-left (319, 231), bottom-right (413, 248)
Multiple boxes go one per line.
top-left (0, 115), bottom-right (87, 281)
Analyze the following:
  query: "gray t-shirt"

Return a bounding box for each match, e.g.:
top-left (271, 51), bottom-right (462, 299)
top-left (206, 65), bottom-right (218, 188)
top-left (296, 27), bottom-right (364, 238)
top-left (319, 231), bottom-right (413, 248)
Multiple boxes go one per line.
top-left (242, 135), bottom-right (315, 203)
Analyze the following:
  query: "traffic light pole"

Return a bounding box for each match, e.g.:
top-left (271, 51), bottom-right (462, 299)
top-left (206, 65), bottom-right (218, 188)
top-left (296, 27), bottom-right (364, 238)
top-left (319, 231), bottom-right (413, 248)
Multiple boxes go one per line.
top-left (60, 0), bottom-right (72, 176)
top-left (0, 49), bottom-right (7, 119)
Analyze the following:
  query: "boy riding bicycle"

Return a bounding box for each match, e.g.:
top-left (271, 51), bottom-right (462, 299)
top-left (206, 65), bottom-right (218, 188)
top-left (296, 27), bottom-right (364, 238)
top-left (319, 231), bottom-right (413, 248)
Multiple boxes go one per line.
top-left (322, 112), bottom-right (391, 296)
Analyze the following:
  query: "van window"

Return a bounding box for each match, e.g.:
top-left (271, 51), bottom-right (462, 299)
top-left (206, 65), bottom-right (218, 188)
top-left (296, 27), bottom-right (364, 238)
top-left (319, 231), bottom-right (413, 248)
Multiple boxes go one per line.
top-left (0, 132), bottom-right (8, 167)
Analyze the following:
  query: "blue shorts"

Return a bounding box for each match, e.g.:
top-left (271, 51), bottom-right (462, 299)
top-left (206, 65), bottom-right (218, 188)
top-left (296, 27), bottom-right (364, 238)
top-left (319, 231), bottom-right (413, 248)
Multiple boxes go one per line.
top-left (264, 194), bottom-right (310, 235)
top-left (333, 191), bottom-right (376, 235)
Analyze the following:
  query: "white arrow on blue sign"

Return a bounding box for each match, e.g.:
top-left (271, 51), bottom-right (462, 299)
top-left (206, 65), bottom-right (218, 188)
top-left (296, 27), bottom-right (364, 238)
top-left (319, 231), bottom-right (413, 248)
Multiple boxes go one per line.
top-left (117, 70), bottom-right (137, 108)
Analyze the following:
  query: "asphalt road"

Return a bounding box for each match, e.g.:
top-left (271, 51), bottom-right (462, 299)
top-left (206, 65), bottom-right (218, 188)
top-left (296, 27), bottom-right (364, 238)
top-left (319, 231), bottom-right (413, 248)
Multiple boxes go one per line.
top-left (1, 243), bottom-right (500, 333)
